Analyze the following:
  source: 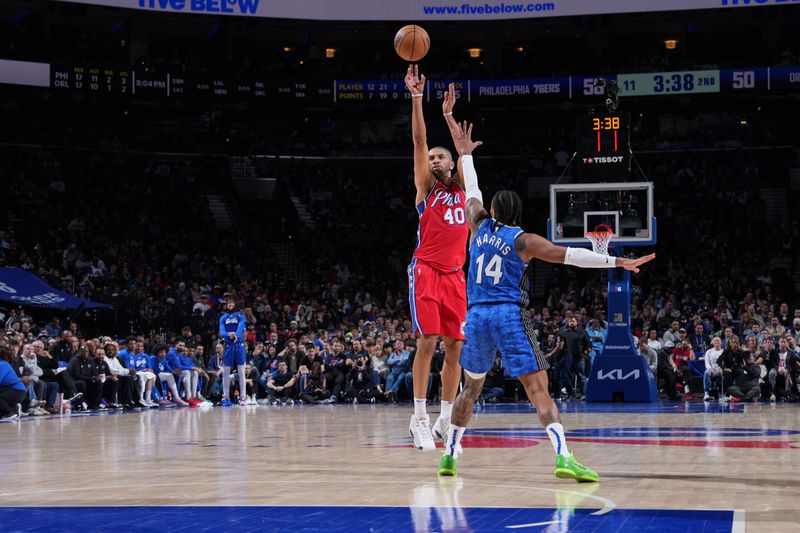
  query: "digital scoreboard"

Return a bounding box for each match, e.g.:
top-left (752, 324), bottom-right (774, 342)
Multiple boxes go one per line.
top-left (577, 112), bottom-right (631, 178)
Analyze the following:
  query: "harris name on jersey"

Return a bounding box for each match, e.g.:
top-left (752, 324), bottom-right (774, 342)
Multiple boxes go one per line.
top-left (472, 230), bottom-right (513, 256)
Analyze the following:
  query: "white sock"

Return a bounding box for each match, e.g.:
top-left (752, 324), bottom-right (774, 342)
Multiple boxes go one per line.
top-left (546, 423), bottom-right (570, 457)
top-left (440, 401), bottom-right (454, 419)
top-left (444, 424), bottom-right (465, 457)
top-left (414, 398), bottom-right (427, 417)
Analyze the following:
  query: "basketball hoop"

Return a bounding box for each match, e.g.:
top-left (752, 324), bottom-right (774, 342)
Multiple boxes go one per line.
top-left (586, 224), bottom-right (614, 256)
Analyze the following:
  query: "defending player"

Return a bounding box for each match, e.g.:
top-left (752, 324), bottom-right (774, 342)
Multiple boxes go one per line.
top-left (404, 65), bottom-right (471, 451)
top-left (436, 117), bottom-right (655, 480)
top-left (219, 296), bottom-right (248, 407)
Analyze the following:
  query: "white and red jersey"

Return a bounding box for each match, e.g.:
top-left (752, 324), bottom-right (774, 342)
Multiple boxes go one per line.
top-left (413, 179), bottom-right (469, 272)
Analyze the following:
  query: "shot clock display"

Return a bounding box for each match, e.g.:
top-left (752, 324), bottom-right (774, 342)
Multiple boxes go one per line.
top-left (577, 112), bottom-right (631, 178)
top-left (578, 113), bottom-right (630, 157)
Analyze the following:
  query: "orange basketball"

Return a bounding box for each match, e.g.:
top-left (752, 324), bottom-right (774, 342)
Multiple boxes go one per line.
top-left (394, 25), bottom-right (430, 62)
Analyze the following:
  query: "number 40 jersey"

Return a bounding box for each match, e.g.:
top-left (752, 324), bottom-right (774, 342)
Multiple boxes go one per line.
top-left (467, 217), bottom-right (532, 308)
top-left (413, 180), bottom-right (469, 272)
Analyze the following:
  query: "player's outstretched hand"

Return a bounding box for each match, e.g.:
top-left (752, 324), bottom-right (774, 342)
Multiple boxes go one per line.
top-left (404, 64), bottom-right (426, 95)
top-left (616, 253), bottom-right (656, 273)
top-left (452, 120), bottom-right (483, 156)
top-left (442, 82), bottom-right (456, 115)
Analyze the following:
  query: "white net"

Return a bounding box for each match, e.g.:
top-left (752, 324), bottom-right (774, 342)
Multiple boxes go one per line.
top-left (586, 224), bottom-right (613, 256)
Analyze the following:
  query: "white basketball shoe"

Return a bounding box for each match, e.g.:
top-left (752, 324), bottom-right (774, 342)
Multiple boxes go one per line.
top-left (432, 415), bottom-right (462, 456)
top-left (410, 414), bottom-right (436, 451)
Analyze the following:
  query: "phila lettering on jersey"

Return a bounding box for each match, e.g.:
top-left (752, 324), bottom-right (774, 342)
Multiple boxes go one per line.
top-left (413, 180), bottom-right (469, 272)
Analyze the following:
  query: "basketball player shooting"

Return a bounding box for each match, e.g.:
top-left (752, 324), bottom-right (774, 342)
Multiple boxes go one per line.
top-left (436, 103), bottom-right (655, 480)
top-left (404, 65), bottom-right (470, 452)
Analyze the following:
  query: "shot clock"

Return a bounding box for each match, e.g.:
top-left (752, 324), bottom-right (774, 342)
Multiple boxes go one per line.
top-left (577, 112), bottom-right (631, 179)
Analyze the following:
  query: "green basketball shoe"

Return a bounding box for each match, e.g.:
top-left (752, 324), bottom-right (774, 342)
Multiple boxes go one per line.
top-left (554, 453), bottom-right (599, 482)
top-left (438, 454), bottom-right (458, 476)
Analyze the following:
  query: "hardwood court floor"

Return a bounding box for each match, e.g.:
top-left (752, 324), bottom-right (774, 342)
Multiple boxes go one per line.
top-left (1, 401), bottom-right (798, 532)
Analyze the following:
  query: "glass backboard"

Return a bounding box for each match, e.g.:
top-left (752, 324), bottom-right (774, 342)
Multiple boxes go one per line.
top-left (547, 182), bottom-right (655, 247)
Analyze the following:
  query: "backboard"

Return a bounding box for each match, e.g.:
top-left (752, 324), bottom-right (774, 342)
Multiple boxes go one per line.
top-left (547, 182), bottom-right (655, 247)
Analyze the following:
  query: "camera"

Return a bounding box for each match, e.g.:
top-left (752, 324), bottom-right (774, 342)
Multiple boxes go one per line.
top-left (593, 78), bottom-right (620, 113)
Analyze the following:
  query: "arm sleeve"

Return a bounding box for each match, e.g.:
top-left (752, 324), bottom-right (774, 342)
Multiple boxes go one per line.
top-left (460, 155), bottom-right (483, 203)
top-left (219, 315), bottom-right (227, 337)
top-left (564, 247), bottom-right (615, 268)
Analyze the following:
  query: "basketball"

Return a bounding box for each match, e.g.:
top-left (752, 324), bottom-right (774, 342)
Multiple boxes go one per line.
top-left (394, 25), bottom-right (430, 62)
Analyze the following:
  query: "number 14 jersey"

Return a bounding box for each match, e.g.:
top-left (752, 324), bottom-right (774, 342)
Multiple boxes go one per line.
top-left (467, 217), bottom-right (531, 308)
top-left (413, 180), bottom-right (469, 272)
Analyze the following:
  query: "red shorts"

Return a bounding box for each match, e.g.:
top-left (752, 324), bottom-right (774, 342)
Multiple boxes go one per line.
top-left (408, 258), bottom-right (467, 340)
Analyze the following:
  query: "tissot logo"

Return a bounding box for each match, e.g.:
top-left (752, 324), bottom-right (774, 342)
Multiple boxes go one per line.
top-left (582, 156), bottom-right (625, 164)
top-left (597, 369), bottom-right (640, 380)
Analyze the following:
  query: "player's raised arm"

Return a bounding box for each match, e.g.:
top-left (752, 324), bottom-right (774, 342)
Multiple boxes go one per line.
top-left (515, 232), bottom-right (656, 273)
top-left (405, 64), bottom-right (433, 204)
top-left (441, 90), bottom-right (486, 233)
top-left (442, 83), bottom-right (467, 190)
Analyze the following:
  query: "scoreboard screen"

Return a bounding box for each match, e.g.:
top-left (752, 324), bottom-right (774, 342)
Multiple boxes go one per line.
top-left (47, 65), bottom-right (800, 103)
top-left (51, 66), bottom-right (130, 94)
top-left (50, 65), bottom-right (325, 101)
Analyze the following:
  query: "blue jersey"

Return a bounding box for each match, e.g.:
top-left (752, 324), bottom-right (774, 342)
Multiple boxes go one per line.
top-left (467, 218), bottom-right (530, 308)
top-left (587, 327), bottom-right (608, 352)
top-left (150, 355), bottom-right (175, 374)
top-left (133, 352), bottom-right (152, 371)
top-left (178, 354), bottom-right (197, 370)
top-left (0, 360), bottom-right (26, 392)
top-left (118, 349), bottom-right (136, 370)
top-left (220, 312), bottom-right (246, 343)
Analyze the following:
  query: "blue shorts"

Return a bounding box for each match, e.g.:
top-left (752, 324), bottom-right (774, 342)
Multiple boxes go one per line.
top-left (223, 342), bottom-right (246, 367)
top-left (461, 303), bottom-right (549, 378)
